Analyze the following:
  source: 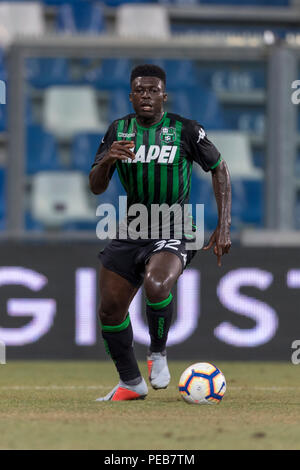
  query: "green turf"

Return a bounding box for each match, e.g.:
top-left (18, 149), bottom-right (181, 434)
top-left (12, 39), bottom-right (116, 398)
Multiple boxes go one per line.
top-left (1, 360), bottom-right (300, 450)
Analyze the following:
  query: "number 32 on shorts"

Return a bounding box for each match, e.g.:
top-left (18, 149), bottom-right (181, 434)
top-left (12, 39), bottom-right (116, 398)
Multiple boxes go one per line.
top-left (152, 239), bottom-right (181, 252)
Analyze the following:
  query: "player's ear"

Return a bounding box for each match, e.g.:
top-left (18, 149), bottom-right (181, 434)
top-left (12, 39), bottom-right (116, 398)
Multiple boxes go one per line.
top-left (129, 92), bottom-right (133, 103)
top-left (163, 92), bottom-right (168, 103)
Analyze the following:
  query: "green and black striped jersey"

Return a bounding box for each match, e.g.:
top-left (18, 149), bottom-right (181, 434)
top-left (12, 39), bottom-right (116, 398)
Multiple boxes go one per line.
top-left (93, 112), bottom-right (222, 210)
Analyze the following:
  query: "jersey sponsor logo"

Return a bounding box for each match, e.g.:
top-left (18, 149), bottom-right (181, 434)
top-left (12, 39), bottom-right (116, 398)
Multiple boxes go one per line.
top-left (197, 128), bottom-right (206, 143)
top-left (123, 145), bottom-right (177, 164)
top-left (160, 127), bottom-right (176, 144)
top-left (118, 132), bottom-right (136, 139)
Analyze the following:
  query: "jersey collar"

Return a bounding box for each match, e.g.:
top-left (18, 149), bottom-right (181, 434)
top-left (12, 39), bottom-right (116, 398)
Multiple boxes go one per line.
top-left (135, 112), bottom-right (167, 131)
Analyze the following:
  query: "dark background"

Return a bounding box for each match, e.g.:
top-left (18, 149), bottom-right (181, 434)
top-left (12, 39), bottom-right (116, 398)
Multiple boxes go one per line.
top-left (0, 242), bottom-right (299, 361)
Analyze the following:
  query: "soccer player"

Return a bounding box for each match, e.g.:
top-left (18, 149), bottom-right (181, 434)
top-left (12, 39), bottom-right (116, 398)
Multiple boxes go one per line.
top-left (89, 64), bottom-right (231, 401)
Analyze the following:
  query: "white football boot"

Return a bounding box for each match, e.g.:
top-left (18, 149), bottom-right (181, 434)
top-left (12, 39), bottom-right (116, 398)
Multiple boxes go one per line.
top-left (147, 351), bottom-right (171, 390)
top-left (96, 377), bottom-right (148, 401)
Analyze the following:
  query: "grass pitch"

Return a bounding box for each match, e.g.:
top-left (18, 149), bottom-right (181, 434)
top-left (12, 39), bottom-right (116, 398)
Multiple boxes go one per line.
top-left (1, 360), bottom-right (300, 450)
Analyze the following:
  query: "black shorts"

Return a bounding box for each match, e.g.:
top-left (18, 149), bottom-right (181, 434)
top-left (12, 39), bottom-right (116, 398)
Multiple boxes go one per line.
top-left (99, 238), bottom-right (198, 287)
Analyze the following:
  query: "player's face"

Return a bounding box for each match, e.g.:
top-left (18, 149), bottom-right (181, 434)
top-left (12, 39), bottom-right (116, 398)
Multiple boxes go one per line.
top-left (130, 76), bottom-right (167, 122)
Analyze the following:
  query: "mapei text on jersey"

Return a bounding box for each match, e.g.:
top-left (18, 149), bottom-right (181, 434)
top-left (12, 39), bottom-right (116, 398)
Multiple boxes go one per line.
top-left (123, 145), bottom-right (177, 164)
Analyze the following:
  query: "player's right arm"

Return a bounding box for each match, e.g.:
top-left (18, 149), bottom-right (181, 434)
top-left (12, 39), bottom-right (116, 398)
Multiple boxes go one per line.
top-left (89, 123), bottom-right (135, 194)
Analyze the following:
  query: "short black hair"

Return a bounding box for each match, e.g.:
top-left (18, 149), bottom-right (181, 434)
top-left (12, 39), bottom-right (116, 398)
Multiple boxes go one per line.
top-left (130, 64), bottom-right (166, 86)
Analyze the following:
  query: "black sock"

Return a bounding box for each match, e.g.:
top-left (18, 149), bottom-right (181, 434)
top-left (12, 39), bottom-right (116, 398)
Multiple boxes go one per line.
top-left (101, 314), bottom-right (141, 384)
top-left (146, 293), bottom-right (173, 353)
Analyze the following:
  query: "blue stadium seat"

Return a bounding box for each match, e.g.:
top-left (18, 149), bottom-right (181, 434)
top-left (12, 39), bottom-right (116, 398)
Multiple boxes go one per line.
top-left (0, 100), bottom-right (6, 132)
top-left (222, 105), bottom-right (265, 132)
top-left (0, 48), bottom-right (6, 81)
top-left (167, 60), bottom-right (199, 90)
top-left (25, 96), bottom-right (36, 127)
top-left (232, 179), bottom-right (263, 226)
top-left (170, 87), bottom-right (226, 130)
top-left (96, 170), bottom-right (126, 208)
top-left (71, 132), bottom-right (103, 173)
top-left (57, 2), bottom-right (105, 34)
top-left (65, 165), bottom-right (127, 231)
top-left (190, 172), bottom-right (263, 230)
top-left (108, 88), bottom-right (132, 123)
top-left (26, 125), bottom-right (63, 174)
top-left (26, 58), bottom-right (71, 88)
top-left (25, 210), bottom-right (45, 231)
top-left (63, 220), bottom-right (98, 231)
top-left (84, 59), bottom-right (132, 89)
top-left (146, 60), bottom-right (198, 90)
top-left (0, 167), bottom-right (5, 230)
top-left (189, 174), bottom-right (218, 231)
top-left (194, 64), bottom-right (266, 92)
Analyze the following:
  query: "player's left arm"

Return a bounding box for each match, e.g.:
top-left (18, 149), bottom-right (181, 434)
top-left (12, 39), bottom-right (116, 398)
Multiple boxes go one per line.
top-left (203, 160), bottom-right (232, 267)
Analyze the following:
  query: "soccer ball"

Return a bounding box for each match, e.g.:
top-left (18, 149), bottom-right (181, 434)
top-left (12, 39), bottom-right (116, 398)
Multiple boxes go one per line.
top-left (178, 362), bottom-right (226, 405)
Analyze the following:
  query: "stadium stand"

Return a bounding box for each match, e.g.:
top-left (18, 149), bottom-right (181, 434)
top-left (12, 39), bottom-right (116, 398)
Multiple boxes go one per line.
top-left (31, 171), bottom-right (97, 227)
top-left (108, 88), bottom-right (131, 123)
top-left (0, 99), bottom-right (6, 132)
top-left (71, 132), bottom-right (102, 173)
top-left (116, 4), bottom-right (171, 38)
top-left (190, 174), bottom-right (263, 230)
top-left (43, 85), bottom-right (107, 138)
top-left (221, 106), bottom-right (265, 133)
top-left (0, 49), bottom-right (6, 82)
top-left (191, 131), bottom-right (263, 228)
top-left (3, 0), bottom-right (290, 232)
top-left (164, 60), bottom-right (199, 90)
top-left (202, 64), bottom-right (266, 93)
top-left (170, 88), bottom-right (226, 130)
top-left (26, 125), bottom-right (63, 175)
top-left (205, 132), bottom-right (263, 179)
top-left (26, 58), bottom-right (72, 89)
top-left (56, 1), bottom-right (106, 34)
top-left (0, 167), bottom-right (5, 230)
top-left (94, 171), bottom-right (127, 215)
top-left (84, 59), bottom-right (132, 89)
top-left (0, 2), bottom-right (45, 48)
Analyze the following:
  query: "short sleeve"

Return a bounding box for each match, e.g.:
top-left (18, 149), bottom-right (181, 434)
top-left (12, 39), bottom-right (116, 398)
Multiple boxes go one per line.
top-left (184, 121), bottom-right (222, 172)
top-left (91, 121), bottom-right (117, 178)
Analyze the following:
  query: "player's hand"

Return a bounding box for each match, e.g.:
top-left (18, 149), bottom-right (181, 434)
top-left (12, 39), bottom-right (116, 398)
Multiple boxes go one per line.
top-left (105, 140), bottom-right (135, 163)
top-left (203, 225), bottom-right (231, 267)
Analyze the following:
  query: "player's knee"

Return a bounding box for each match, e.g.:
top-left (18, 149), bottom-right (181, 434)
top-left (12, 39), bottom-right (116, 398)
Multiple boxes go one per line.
top-left (98, 303), bottom-right (125, 326)
top-left (98, 306), bottom-right (109, 324)
top-left (144, 272), bottom-right (171, 303)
